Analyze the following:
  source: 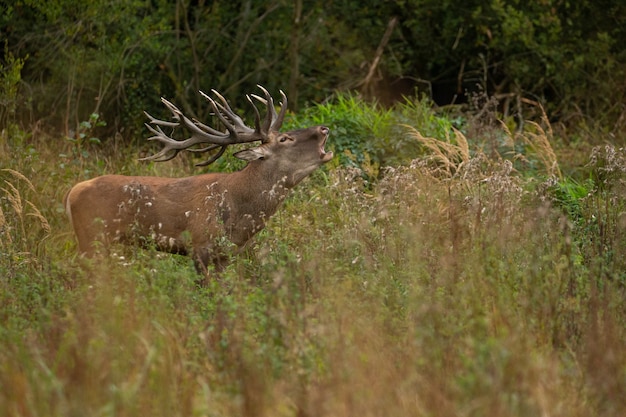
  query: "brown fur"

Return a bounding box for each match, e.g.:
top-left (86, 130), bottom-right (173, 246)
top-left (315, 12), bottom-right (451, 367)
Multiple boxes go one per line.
top-left (65, 126), bottom-right (333, 275)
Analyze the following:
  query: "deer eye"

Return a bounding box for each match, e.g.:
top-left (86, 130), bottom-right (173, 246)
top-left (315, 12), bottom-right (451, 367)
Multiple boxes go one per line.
top-left (279, 135), bottom-right (292, 143)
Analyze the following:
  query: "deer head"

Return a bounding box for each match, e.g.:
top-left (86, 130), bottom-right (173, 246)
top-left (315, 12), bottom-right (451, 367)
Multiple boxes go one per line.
top-left (65, 86), bottom-right (333, 278)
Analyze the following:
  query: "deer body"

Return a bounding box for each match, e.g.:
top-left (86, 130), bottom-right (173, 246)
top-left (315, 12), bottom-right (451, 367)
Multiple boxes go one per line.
top-left (65, 171), bottom-right (281, 271)
top-left (65, 92), bottom-right (333, 275)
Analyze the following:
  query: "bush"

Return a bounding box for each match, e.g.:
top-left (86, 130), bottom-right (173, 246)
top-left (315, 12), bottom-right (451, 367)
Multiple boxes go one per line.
top-left (3, 0), bottom-right (624, 142)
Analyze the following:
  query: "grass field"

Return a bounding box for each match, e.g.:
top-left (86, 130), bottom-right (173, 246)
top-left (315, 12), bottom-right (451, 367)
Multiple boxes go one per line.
top-left (1, 95), bottom-right (626, 416)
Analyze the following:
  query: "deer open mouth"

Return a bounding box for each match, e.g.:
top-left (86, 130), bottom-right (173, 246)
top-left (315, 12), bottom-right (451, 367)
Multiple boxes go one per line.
top-left (320, 128), bottom-right (333, 162)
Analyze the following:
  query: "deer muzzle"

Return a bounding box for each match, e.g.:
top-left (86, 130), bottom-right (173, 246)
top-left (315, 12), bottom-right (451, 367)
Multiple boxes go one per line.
top-left (319, 126), bottom-right (333, 162)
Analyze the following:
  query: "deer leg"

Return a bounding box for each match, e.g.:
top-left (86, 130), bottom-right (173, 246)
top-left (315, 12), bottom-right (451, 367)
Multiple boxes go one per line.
top-left (193, 246), bottom-right (232, 287)
top-left (74, 223), bottom-right (111, 258)
top-left (192, 247), bottom-right (222, 283)
top-left (192, 247), bottom-right (211, 286)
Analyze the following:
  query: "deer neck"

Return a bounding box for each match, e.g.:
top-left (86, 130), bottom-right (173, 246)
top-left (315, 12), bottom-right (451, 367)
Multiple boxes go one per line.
top-left (244, 160), bottom-right (297, 190)
top-left (227, 162), bottom-right (293, 211)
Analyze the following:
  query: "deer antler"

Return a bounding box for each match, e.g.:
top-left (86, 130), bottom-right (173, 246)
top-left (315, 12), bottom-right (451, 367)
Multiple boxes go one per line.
top-left (141, 85), bottom-right (287, 166)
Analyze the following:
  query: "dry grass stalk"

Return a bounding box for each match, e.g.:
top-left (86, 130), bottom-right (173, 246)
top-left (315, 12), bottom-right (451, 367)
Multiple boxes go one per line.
top-left (405, 125), bottom-right (470, 178)
top-left (2, 180), bottom-right (23, 217)
top-left (1, 168), bottom-right (36, 192)
top-left (0, 203), bottom-right (8, 247)
top-left (0, 168), bottom-right (51, 250)
top-left (26, 200), bottom-right (51, 234)
top-left (504, 106), bottom-right (561, 179)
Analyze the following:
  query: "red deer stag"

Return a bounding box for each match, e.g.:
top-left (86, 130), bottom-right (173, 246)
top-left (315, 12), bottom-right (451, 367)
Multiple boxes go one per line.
top-left (65, 86), bottom-right (333, 275)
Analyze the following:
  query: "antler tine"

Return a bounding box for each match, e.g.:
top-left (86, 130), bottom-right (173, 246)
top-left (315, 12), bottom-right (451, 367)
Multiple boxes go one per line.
top-left (246, 94), bottom-right (263, 136)
top-left (168, 96), bottom-right (257, 145)
top-left (254, 85), bottom-right (277, 134)
top-left (201, 90), bottom-right (256, 137)
top-left (142, 120), bottom-right (225, 166)
top-left (250, 85), bottom-right (286, 133)
top-left (201, 93), bottom-right (240, 139)
top-left (194, 145), bottom-right (228, 167)
top-left (141, 97), bottom-right (232, 163)
top-left (249, 94), bottom-right (266, 104)
top-left (159, 97), bottom-right (221, 140)
top-left (273, 89), bottom-right (288, 131)
top-left (143, 110), bottom-right (179, 128)
top-left (186, 142), bottom-right (236, 167)
top-left (140, 123), bottom-right (182, 162)
top-left (207, 90), bottom-right (238, 122)
top-left (142, 88), bottom-right (287, 165)
top-left (142, 120), bottom-right (221, 163)
top-left (199, 91), bottom-right (257, 141)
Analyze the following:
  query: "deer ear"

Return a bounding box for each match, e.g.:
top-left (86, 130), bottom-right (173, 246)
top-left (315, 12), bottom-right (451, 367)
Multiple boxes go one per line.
top-left (233, 147), bottom-right (268, 161)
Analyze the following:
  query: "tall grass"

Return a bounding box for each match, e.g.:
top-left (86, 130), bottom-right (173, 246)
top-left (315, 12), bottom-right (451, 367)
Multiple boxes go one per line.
top-left (1, 96), bottom-right (626, 416)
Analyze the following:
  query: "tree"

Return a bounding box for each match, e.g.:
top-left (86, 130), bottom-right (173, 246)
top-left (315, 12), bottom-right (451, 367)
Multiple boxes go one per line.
top-left (1, 0), bottom-right (624, 138)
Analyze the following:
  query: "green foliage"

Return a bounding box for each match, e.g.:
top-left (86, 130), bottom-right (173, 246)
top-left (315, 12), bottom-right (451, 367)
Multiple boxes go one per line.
top-left (2, 0), bottom-right (624, 141)
top-left (286, 94), bottom-right (393, 172)
top-left (541, 176), bottom-right (594, 222)
top-left (0, 169), bottom-right (50, 281)
top-left (374, 0), bottom-right (625, 127)
top-left (2, 1), bottom-right (380, 135)
top-left (285, 93), bottom-right (459, 178)
top-left (0, 41), bottom-right (27, 127)
top-left (3, 94), bottom-right (626, 416)
top-left (71, 113), bottom-right (106, 143)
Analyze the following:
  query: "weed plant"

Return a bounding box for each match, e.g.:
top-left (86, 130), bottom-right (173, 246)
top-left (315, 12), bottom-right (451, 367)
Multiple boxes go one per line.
top-left (1, 95), bottom-right (626, 416)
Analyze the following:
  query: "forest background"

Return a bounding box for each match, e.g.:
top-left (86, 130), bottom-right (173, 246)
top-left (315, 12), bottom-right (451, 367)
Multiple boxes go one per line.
top-left (2, 0), bottom-right (625, 138)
